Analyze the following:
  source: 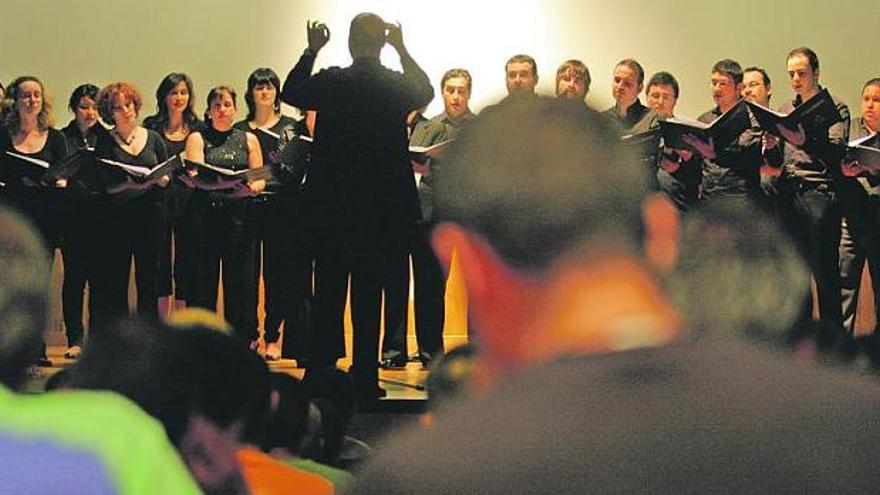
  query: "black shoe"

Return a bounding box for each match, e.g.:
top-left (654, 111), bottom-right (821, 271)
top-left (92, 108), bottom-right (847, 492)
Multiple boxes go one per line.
top-left (379, 356), bottom-right (407, 369)
top-left (36, 357), bottom-right (53, 367)
top-left (355, 385), bottom-right (387, 410)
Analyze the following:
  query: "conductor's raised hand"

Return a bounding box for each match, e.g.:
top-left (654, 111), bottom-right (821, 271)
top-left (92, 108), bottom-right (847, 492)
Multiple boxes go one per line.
top-left (385, 22), bottom-right (405, 51)
top-left (307, 20), bottom-right (330, 52)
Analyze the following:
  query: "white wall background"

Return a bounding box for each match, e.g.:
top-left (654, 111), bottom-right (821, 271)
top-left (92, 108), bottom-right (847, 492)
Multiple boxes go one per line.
top-left (2, 0), bottom-right (876, 123)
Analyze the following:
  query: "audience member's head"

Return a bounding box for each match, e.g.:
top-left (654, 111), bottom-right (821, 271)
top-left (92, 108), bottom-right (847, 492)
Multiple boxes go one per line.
top-left (303, 367), bottom-right (356, 466)
top-left (662, 198), bottom-right (809, 342)
top-left (433, 97), bottom-right (681, 373)
top-left (425, 345), bottom-right (478, 419)
top-left (0, 207), bottom-right (49, 391)
top-left (66, 309), bottom-right (271, 494)
top-left (265, 373), bottom-right (324, 460)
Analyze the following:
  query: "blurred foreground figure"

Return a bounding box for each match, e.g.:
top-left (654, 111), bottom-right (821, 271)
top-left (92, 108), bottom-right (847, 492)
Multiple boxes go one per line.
top-left (0, 207), bottom-right (199, 494)
top-left (351, 98), bottom-right (880, 493)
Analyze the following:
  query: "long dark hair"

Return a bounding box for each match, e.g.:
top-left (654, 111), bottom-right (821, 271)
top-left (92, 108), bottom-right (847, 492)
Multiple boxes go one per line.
top-left (244, 68), bottom-right (281, 121)
top-left (143, 72), bottom-right (200, 133)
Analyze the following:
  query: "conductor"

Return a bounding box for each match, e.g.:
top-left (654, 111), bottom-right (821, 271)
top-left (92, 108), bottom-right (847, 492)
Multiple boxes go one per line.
top-left (281, 13), bottom-right (434, 404)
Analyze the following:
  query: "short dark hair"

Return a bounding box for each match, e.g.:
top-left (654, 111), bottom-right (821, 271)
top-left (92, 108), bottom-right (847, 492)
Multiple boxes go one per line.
top-left (646, 71), bottom-right (679, 99)
top-left (712, 59), bottom-right (743, 85)
top-left (244, 67), bottom-right (282, 121)
top-left (506, 54), bottom-right (537, 78)
top-left (743, 66), bottom-right (771, 88)
top-left (204, 85), bottom-right (237, 124)
top-left (616, 59), bottom-right (645, 86)
top-left (787, 47), bottom-right (819, 72)
top-left (67, 315), bottom-right (271, 447)
top-left (67, 84), bottom-right (100, 112)
top-left (441, 68), bottom-right (472, 92)
top-left (435, 97), bottom-right (649, 272)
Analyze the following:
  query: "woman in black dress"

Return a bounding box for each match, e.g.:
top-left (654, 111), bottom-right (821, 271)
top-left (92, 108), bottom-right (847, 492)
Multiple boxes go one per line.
top-left (234, 68), bottom-right (312, 362)
top-left (59, 83), bottom-right (105, 358)
top-left (91, 81), bottom-right (170, 331)
top-left (144, 73), bottom-right (202, 316)
top-left (0, 76), bottom-right (69, 366)
top-left (185, 86), bottom-right (264, 348)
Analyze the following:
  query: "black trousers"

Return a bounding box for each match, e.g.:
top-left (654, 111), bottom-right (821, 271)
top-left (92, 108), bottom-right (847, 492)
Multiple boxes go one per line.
top-left (779, 184), bottom-right (843, 326)
top-left (311, 234), bottom-right (405, 388)
top-left (380, 223), bottom-right (446, 360)
top-left (157, 185), bottom-right (196, 301)
top-left (190, 195), bottom-right (258, 342)
top-left (90, 194), bottom-right (163, 332)
top-left (60, 200), bottom-right (99, 346)
top-left (838, 181), bottom-right (880, 332)
top-left (254, 196), bottom-right (314, 359)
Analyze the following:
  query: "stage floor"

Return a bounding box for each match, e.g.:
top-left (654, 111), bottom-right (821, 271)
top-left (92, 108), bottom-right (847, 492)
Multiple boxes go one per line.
top-left (33, 334), bottom-right (469, 405)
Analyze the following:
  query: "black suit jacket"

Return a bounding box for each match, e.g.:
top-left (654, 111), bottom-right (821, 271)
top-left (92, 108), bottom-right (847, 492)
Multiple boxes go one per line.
top-left (282, 52), bottom-right (433, 250)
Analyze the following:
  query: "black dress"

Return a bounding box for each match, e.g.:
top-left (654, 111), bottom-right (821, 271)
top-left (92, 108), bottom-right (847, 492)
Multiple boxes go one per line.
top-left (143, 118), bottom-right (203, 303)
top-left (188, 126), bottom-right (258, 343)
top-left (90, 129), bottom-right (168, 331)
top-left (0, 127), bottom-right (68, 249)
top-left (234, 116), bottom-right (313, 358)
top-left (0, 125), bottom-right (68, 363)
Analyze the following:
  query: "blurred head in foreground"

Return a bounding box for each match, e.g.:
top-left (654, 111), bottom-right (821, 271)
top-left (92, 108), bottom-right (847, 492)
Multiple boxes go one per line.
top-left (432, 97), bottom-right (683, 376)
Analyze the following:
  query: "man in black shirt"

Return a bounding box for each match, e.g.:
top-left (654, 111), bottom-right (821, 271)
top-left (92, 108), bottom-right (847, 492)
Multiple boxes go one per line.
top-left (742, 66), bottom-right (781, 208)
top-left (765, 47), bottom-right (849, 329)
top-left (695, 59), bottom-right (763, 202)
top-left (640, 71), bottom-right (701, 211)
top-left (280, 14), bottom-right (433, 403)
top-left (603, 58), bottom-right (650, 131)
top-left (431, 68), bottom-right (476, 138)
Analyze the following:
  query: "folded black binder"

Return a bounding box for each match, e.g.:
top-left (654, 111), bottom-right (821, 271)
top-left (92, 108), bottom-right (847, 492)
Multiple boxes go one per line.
top-left (98, 153), bottom-right (184, 182)
top-left (182, 158), bottom-right (271, 190)
top-left (746, 88), bottom-right (842, 145)
top-left (3, 150), bottom-right (51, 183)
top-left (622, 127), bottom-right (662, 158)
top-left (844, 134), bottom-right (880, 177)
top-left (46, 147), bottom-right (94, 181)
top-left (659, 100), bottom-right (751, 154)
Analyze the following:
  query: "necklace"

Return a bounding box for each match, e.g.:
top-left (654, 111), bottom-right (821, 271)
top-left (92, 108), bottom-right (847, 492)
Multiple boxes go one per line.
top-left (114, 128), bottom-right (136, 146)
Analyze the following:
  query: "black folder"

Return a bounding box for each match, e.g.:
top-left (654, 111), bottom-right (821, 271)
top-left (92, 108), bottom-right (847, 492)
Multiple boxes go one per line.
top-left (659, 100), bottom-right (751, 154)
top-left (746, 88), bottom-right (842, 145)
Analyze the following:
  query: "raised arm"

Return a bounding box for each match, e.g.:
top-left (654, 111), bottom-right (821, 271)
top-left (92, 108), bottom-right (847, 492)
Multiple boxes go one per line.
top-left (385, 22), bottom-right (434, 110)
top-left (280, 20), bottom-right (330, 109)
